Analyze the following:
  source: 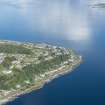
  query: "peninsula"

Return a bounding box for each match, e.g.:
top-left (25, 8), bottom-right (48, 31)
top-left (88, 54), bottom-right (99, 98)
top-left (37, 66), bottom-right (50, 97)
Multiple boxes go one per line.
top-left (0, 40), bottom-right (82, 105)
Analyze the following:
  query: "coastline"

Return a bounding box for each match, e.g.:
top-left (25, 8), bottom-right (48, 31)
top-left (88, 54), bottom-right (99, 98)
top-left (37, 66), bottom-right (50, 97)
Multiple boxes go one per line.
top-left (0, 56), bottom-right (82, 105)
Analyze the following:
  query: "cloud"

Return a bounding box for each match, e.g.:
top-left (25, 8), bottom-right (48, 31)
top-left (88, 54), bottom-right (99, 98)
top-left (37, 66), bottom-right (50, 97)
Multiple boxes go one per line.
top-left (12, 0), bottom-right (91, 41)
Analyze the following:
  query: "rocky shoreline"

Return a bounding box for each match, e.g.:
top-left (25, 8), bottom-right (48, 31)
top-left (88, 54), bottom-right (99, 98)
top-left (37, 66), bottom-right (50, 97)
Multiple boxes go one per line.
top-left (0, 56), bottom-right (82, 105)
top-left (0, 40), bottom-right (82, 105)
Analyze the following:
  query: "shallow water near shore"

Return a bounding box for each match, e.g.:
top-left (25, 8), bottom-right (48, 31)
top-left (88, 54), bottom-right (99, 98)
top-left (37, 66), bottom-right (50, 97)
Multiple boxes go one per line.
top-left (0, 0), bottom-right (105, 105)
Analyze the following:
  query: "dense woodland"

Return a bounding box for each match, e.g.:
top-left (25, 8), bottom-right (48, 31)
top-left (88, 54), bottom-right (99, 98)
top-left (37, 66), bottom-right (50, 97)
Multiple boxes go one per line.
top-left (0, 44), bottom-right (32, 54)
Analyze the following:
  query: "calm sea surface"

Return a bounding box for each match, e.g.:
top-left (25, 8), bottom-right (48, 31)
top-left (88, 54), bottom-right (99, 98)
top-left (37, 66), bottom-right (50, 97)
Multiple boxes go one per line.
top-left (0, 0), bottom-right (105, 105)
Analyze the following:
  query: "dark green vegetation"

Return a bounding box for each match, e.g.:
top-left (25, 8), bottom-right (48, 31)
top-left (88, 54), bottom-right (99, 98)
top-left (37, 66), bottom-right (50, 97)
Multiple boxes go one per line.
top-left (1, 56), bottom-right (16, 68)
top-left (0, 44), bottom-right (32, 54)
